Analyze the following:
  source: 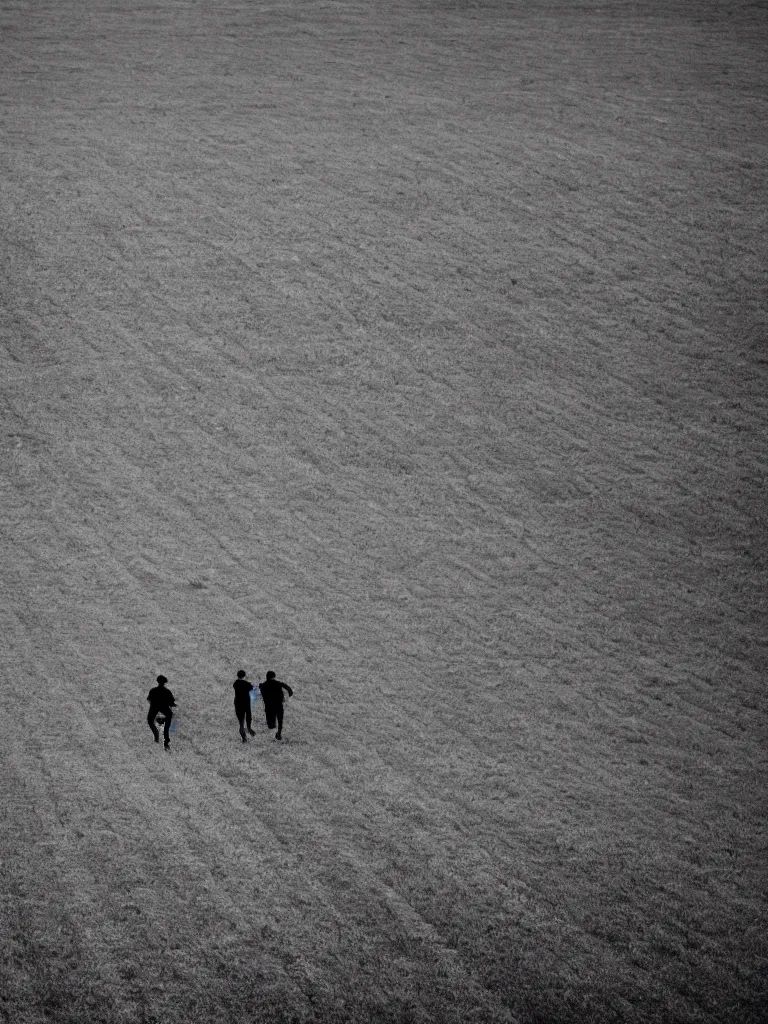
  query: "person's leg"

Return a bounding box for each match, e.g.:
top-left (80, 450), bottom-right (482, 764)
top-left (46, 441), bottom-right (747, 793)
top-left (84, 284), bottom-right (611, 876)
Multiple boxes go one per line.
top-left (245, 703), bottom-right (255, 736)
top-left (264, 705), bottom-right (277, 731)
top-left (147, 709), bottom-right (160, 742)
top-left (275, 705), bottom-right (284, 740)
top-left (163, 711), bottom-right (173, 746)
top-left (235, 705), bottom-right (247, 741)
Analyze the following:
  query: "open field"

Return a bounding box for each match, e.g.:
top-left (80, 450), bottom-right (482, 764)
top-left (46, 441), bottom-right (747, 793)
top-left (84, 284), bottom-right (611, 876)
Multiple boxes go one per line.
top-left (1, 1), bottom-right (767, 1021)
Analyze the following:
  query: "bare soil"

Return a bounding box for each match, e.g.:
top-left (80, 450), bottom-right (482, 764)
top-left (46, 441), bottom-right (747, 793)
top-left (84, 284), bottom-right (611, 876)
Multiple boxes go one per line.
top-left (1, 2), bottom-right (767, 1022)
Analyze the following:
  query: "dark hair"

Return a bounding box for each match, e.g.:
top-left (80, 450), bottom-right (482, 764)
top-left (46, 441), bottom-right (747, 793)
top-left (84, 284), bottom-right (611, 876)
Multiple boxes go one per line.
top-left (266, 671), bottom-right (276, 680)
top-left (156, 675), bottom-right (167, 685)
top-left (237, 669), bottom-right (246, 678)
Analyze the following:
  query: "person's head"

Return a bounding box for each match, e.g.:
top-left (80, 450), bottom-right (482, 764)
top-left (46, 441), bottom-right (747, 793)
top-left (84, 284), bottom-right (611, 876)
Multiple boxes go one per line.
top-left (266, 671), bottom-right (276, 680)
top-left (237, 669), bottom-right (246, 679)
top-left (156, 675), bottom-right (167, 686)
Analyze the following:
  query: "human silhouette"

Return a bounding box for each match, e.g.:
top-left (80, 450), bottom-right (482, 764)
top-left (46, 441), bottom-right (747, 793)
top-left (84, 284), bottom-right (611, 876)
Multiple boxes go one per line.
top-left (147, 675), bottom-right (176, 749)
top-left (233, 669), bottom-right (256, 743)
top-left (258, 671), bottom-right (293, 740)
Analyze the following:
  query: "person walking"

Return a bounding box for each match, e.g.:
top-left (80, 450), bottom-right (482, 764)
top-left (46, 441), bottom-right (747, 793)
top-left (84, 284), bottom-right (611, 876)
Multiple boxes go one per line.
top-left (147, 675), bottom-right (176, 750)
top-left (233, 669), bottom-right (256, 743)
top-left (258, 670), bottom-right (293, 741)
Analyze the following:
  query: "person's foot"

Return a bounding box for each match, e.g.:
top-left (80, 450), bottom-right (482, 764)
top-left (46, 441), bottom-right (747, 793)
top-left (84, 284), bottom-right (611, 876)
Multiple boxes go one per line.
top-left (275, 733), bottom-right (282, 741)
top-left (241, 734), bottom-right (248, 743)
top-left (248, 728), bottom-right (256, 736)
top-left (164, 741), bottom-right (170, 750)
top-left (153, 734), bottom-right (160, 744)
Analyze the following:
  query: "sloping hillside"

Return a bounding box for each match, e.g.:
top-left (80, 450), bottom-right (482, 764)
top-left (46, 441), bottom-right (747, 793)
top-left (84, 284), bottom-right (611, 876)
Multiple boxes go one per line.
top-left (1, 2), bottom-right (766, 1022)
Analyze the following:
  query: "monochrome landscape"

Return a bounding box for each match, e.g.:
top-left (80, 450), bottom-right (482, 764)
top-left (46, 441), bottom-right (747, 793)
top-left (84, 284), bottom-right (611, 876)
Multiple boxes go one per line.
top-left (1, 1), bottom-right (766, 1021)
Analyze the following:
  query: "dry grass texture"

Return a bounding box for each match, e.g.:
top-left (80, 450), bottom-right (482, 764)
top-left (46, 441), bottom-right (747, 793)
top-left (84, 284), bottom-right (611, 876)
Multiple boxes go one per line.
top-left (1, 2), bottom-right (766, 1022)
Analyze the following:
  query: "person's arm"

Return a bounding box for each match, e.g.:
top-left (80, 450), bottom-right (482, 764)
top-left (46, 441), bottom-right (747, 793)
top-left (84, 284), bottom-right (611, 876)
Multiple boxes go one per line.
top-left (282, 682), bottom-right (293, 698)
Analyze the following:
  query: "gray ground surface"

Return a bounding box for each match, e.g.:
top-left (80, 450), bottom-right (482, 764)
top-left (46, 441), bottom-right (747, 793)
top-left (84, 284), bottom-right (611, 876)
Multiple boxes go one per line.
top-left (1, 2), bottom-right (767, 1022)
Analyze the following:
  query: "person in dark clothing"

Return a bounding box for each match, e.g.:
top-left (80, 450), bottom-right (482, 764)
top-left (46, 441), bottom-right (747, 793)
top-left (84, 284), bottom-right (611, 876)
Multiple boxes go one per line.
top-left (233, 669), bottom-right (256, 743)
top-left (258, 670), bottom-right (293, 740)
top-left (147, 675), bottom-right (176, 749)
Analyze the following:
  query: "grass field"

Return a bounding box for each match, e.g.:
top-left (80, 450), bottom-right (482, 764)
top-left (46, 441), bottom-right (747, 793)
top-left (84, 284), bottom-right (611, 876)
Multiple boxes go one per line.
top-left (1, 1), bottom-right (767, 1022)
